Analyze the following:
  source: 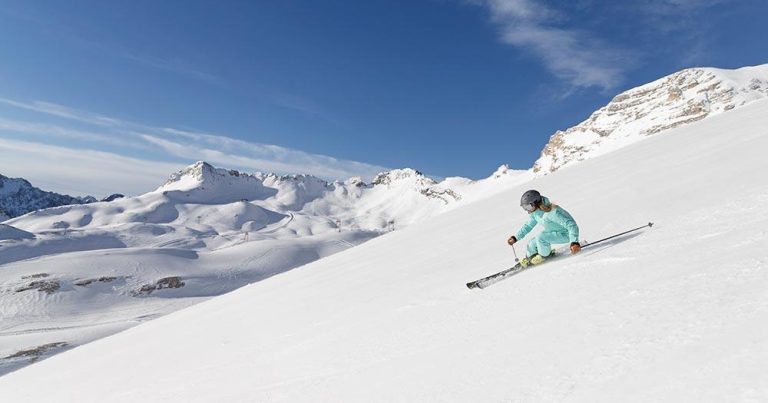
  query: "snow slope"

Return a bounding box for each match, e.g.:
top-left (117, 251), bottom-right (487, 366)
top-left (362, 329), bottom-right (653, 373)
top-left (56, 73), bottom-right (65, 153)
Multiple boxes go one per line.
top-left (1, 100), bottom-right (766, 400)
top-left (533, 64), bottom-right (768, 173)
top-left (0, 224), bottom-right (34, 241)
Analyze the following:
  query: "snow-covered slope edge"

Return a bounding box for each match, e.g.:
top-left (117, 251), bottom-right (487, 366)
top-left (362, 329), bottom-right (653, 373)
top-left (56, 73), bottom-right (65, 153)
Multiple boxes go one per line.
top-left (534, 64), bottom-right (768, 173)
top-left (2, 103), bottom-right (766, 401)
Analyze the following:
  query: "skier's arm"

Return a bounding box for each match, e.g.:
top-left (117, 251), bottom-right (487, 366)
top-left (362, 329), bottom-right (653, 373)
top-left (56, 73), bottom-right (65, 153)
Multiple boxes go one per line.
top-left (515, 215), bottom-right (538, 241)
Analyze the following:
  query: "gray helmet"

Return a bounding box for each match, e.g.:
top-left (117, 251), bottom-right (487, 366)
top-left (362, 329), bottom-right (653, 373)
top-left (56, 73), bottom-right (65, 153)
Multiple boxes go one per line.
top-left (520, 190), bottom-right (542, 212)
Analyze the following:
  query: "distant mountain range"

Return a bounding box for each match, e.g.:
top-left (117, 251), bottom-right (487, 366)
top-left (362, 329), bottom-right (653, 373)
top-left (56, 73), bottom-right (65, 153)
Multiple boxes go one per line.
top-left (4, 65), bottom-right (766, 223)
top-left (0, 175), bottom-right (97, 221)
top-left (6, 160), bottom-right (529, 235)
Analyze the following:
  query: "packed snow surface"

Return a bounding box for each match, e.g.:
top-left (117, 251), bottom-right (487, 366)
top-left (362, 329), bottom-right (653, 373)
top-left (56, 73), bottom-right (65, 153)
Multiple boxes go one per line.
top-left (1, 99), bottom-right (766, 400)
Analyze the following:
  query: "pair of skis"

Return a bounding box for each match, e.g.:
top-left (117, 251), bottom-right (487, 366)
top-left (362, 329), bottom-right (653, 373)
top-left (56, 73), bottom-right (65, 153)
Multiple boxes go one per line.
top-left (466, 223), bottom-right (653, 290)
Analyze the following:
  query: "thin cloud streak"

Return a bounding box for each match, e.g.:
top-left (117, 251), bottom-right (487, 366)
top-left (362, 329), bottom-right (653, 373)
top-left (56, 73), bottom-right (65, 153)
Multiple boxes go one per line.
top-left (625, 0), bottom-right (736, 67)
top-left (0, 138), bottom-right (182, 197)
top-left (470, 0), bottom-right (635, 91)
top-left (0, 96), bottom-right (390, 193)
top-left (121, 52), bottom-right (223, 84)
top-left (141, 134), bottom-right (387, 181)
top-left (0, 117), bottom-right (148, 150)
top-left (0, 97), bottom-right (125, 127)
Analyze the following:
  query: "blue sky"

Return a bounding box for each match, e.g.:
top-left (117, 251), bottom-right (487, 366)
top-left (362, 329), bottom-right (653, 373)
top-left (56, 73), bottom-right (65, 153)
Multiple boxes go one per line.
top-left (0, 0), bottom-right (766, 196)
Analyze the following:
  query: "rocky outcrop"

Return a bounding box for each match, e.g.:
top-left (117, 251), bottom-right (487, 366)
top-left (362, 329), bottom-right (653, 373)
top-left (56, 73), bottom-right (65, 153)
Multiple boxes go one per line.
top-left (133, 276), bottom-right (186, 296)
top-left (533, 65), bottom-right (768, 173)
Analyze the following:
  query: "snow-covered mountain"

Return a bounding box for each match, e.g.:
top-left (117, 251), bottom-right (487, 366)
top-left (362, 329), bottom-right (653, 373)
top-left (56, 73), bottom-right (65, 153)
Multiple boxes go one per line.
top-left (0, 174), bottom-right (97, 220)
top-left (3, 94), bottom-right (767, 402)
top-left (533, 64), bottom-right (768, 173)
top-left (0, 160), bottom-right (529, 375)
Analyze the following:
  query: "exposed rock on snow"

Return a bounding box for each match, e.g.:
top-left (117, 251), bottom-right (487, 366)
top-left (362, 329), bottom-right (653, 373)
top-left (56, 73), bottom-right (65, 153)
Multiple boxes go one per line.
top-left (533, 64), bottom-right (768, 173)
top-left (2, 342), bottom-right (68, 363)
top-left (74, 276), bottom-right (118, 287)
top-left (133, 277), bottom-right (186, 296)
top-left (21, 273), bottom-right (49, 279)
top-left (101, 194), bottom-right (125, 202)
top-left (371, 168), bottom-right (435, 187)
top-left (15, 279), bottom-right (61, 294)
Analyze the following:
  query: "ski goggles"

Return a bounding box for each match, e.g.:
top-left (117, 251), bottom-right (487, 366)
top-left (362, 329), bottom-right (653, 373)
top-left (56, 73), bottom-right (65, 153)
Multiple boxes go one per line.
top-left (521, 203), bottom-right (537, 212)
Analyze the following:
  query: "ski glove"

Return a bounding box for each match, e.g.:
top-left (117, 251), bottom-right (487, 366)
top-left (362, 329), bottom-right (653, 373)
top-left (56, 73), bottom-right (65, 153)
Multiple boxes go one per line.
top-left (570, 242), bottom-right (581, 254)
top-left (507, 236), bottom-right (517, 246)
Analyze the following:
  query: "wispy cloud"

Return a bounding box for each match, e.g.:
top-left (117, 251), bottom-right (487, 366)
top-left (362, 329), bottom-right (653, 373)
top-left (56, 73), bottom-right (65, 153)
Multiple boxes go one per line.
top-left (0, 4), bottom-right (222, 85)
top-left (640, 0), bottom-right (735, 16)
top-left (141, 133), bottom-right (386, 180)
top-left (120, 52), bottom-right (223, 84)
top-left (625, 0), bottom-right (737, 67)
top-left (0, 137), bottom-right (181, 197)
top-left (0, 117), bottom-right (147, 150)
top-left (469, 0), bottom-right (635, 91)
top-left (0, 96), bottom-right (389, 195)
top-left (0, 97), bottom-right (125, 127)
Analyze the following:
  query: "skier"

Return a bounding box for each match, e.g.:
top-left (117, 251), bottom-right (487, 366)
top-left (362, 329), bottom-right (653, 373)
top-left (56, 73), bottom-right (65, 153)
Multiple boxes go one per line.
top-left (507, 190), bottom-right (581, 267)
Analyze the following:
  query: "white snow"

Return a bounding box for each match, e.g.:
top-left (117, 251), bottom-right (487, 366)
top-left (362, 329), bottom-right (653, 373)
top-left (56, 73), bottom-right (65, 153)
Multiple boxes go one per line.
top-left (1, 97), bottom-right (766, 401)
top-left (0, 224), bottom-right (34, 241)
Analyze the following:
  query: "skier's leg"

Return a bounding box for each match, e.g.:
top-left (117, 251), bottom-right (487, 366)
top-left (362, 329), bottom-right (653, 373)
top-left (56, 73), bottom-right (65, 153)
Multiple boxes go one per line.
top-left (526, 237), bottom-right (539, 257)
top-left (537, 231), bottom-right (570, 256)
top-left (535, 234), bottom-right (553, 257)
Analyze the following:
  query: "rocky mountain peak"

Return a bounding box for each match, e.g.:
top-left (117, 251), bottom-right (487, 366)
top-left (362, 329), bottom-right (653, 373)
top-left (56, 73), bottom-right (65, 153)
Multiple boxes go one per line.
top-left (371, 168), bottom-right (436, 187)
top-left (491, 164), bottom-right (512, 178)
top-left (533, 64), bottom-right (768, 174)
top-left (162, 161), bottom-right (224, 187)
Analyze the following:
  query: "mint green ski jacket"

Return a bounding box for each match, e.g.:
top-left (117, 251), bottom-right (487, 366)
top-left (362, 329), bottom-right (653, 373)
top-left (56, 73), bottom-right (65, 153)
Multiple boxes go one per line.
top-left (515, 197), bottom-right (580, 243)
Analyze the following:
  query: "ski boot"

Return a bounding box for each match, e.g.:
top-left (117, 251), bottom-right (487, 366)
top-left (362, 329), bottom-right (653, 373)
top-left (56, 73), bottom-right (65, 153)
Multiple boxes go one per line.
top-left (520, 250), bottom-right (555, 268)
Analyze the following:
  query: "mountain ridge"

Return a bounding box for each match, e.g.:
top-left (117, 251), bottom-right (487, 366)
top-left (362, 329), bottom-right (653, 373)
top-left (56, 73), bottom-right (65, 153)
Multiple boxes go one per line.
top-left (0, 174), bottom-right (97, 220)
top-left (533, 64), bottom-right (768, 173)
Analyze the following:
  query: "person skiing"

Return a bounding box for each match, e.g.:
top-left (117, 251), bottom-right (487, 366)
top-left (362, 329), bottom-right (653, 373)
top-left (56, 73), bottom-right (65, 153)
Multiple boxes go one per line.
top-left (507, 190), bottom-right (581, 267)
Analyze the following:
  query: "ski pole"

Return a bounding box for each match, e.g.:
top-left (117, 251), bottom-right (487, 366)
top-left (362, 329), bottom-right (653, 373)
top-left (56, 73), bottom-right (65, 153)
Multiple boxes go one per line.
top-left (583, 222), bottom-right (654, 249)
top-left (511, 244), bottom-right (520, 263)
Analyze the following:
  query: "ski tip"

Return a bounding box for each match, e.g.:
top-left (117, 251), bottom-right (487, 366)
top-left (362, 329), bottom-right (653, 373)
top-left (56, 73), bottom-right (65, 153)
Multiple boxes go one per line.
top-left (648, 222), bottom-right (654, 227)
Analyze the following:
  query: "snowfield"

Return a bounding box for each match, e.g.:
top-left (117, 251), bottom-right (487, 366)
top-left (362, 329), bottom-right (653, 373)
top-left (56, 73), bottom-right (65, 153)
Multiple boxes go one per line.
top-left (1, 98), bottom-right (766, 400)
